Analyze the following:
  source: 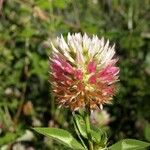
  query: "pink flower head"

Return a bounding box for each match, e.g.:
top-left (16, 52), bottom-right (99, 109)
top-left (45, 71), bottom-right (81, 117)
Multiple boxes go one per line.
top-left (49, 33), bottom-right (119, 111)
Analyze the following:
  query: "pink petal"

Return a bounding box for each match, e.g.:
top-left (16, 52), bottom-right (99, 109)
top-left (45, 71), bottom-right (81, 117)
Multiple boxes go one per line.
top-left (108, 66), bottom-right (119, 75)
top-left (88, 75), bottom-right (97, 84)
top-left (52, 62), bottom-right (63, 73)
top-left (63, 62), bottom-right (74, 74)
top-left (74, 69), bottom-right (83, 80)
top-left (87, 61), bottom-right (96, 73)
top-left (97, 66), bottom-right (119, 82)
top-left (102, 86), bottom-right (114, 95)
top-left (52, 56), bottom-right (74, 75)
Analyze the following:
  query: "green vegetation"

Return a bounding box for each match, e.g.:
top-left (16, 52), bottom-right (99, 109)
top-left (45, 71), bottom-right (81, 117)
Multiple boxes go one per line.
top-left (0, 0), bottom-right (150, 149)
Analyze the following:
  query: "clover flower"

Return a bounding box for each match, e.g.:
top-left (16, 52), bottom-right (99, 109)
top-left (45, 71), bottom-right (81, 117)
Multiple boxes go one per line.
top-left (49, 33), bottom-right (119, 111)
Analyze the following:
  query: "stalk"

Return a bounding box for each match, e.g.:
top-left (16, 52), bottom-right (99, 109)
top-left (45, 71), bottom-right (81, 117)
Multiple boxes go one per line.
top-left (73, 113), bottom-right (88, 150)
top-left (85, 106), bottom-right (94, 150)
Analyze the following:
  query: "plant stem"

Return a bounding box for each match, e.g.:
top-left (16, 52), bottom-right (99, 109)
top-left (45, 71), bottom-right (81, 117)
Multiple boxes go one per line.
top-left (85, 107), bottom-right (94, 150)
top-left (73, 113), bottom-right (88, 150)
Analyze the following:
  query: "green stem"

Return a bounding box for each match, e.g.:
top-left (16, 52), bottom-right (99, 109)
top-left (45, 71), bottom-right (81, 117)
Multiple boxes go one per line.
top-left (73, 114), bottom-right (88, 150)
top-left (85, 108), bottom-right (94, 150)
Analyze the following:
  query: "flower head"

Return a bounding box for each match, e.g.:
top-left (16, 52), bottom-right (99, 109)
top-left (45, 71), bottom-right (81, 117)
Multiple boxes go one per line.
top-left (49, 33), bottom-right (119, 111)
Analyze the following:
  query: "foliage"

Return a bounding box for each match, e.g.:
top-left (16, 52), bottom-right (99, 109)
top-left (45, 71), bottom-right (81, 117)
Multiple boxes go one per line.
top-left (0, 0), bottom-right (150, 149)
top-left (108, 139), bottom-right (150, 150)
top-left (33, 127), bottom-right (85, 150)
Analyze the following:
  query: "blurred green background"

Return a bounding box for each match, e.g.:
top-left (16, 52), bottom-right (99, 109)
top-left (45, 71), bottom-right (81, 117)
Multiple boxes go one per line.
top-left (0, 0), bottom-right (150, 149)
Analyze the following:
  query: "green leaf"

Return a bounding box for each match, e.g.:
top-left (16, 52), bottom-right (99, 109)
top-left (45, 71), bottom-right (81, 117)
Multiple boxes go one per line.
top-left (108, 139), bottom-right (150, 150)
top-left (91, 127), bottom-right (107, 145)
top-left (36, 0), bottom-right (52, 9)
top-left (74, 113), bottom-right (106, 145)
top-left (20, 26), bottom-right (37, 38)
top-left (74, 114), bottom-right (87, 138)
top-left (144, 123), bottom-right (150, 142)
top-left (0, 133), bottom-right (18, 146)
top-left (33, 127), bottom-right (85, 150)
top-left (53, 0), bottom-right (70, 9)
